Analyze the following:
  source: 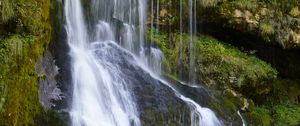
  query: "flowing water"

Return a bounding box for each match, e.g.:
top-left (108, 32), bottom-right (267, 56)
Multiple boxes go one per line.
top-left (64, 0), bottom-right (222, 125)
top-left (156, 0), bottom-right (160, 40)
top-left (179, 0), bottom-right (183, 79)
top-left (65, 0), bottom-right (140, 125)
top-left (150, 0), bottom-right (154, 45)
top-left (188, 0), bottom-right (196, 85)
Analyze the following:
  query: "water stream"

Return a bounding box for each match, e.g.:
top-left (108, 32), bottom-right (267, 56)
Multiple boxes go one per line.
top-left (65, 0), bottom-right (140, 125)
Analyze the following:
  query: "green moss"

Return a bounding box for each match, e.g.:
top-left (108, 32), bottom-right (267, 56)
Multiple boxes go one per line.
top-left (0, 35), bottom-right (40, 126)
top-left (232, 0), bottom-right (258, 11)
top-left (222, 97), bottom-right (237, 112)
top-left (1, 0), bottom-right (14, 23)
top-left (0, 0), bottom-right (53, 125)
top-left (246, 104), bottom-right (300, 126)
top-left (147, 32), bottom-right (282, 125)
top-left (199, 0), bottom-right (224, 8)
top-left (247, 106), bottom-right (272, 126)
top-left (267, 79), bottom-right (300, 104)
top-left (273, 104), bottom-right (300, 125)
top-left (289, 7), bottom-right (300, 17)
top-left (259, 22), bottom-right (275, 39)
top-left (196, 36), bottom-right (277, 87)
top-left (148, 31), bottom-right (277, 94)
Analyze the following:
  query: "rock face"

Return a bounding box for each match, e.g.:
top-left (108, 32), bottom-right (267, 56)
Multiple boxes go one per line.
top-left (150, 0), bottom-right (300, 48)
top-left (36, 51), bottom-right (63, 109)
top-left (49, 0), bottom-right (73, 111)
top-left (197, 1), bottom-right (300, 48)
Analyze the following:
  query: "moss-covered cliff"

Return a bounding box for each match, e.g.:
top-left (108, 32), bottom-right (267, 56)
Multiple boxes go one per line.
top-left (151, 0), bottom-right (300, 86)
top-left (0, 0), bottom-right (299, 125)
top-left (148, 1), bottom-right (300, 125)
top-left (147, 29), bottom-right (300, 125)
top-left (198, 0), bottom-right (300, 48)
top-left (0, 0), bottom-right (60, 125)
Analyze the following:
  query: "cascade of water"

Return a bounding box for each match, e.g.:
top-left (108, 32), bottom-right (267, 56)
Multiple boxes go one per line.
top-left (150, 0), bottom-right (154, 46)
top-left (65, 0), bottom-right (141, 125)
top-left (179, 0), bottom-right (183, 79)
top-left (138, 0), bottom-right (146, 56)
top-left (194, 0), bottom-right (197, 34)
top-left (137, 62), bottom-right (223, 126)
top-left (180, 95), bottom-right (222, 126)
top-left (188, 0), bottom-right (196, 85)
top-left (156, 0), bottom-right (160, 44)
top-left (64, 0), bottom-right (88, 48)
top-left (95, 21), bottom-right (115, 41)
top-left (120, 23), bottom-right (135, 52)
top-left (148, 48), bottom-right (164, 74)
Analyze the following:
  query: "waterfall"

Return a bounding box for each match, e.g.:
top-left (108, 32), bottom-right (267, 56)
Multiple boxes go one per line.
top-left (64, 0), bottom-right (140, 125)
top-left (64, 0), bottom-right (222, 125)
top-left (156, 0), bottom-right (160, 40)
top-left (120, 23), bottom-right (135, 52)
top-left (140, 68), bottom-right (222, 126)
top-left (150, 0), bottom-right (154, 46)
top-left (188, 0), bottom-right (196, 85)
top-left (180, 96), bottom-right (222, 126)
top-left (179, 0), bottom-right (183, 79)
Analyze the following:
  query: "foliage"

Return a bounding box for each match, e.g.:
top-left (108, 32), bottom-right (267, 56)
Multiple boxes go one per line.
top-left (265, 0), bottom-right (299, 13)
top-left (0, 34), bottom-right (48, 126)
top-left (148, 31), bottom-right (277, 91)
top-left (273, 104), bottom-right (300, 125)
top-left (267, 79), bottom-right (300, 104)
top-left (247, 106), bottom-right (272, 126)
top-left (289, 7), bottom-right (300, 17)
top-left (232, 0), bottom-right (258, 11)
top-left (1, 0), bottom-right (14, 22)
top-left (247, 104), bottom-right (300, 126)
top-left (196, 36), bottom-right (277, 88)
top-left (199, 0), bottom-right (224, 8)
top-left (259, 22), bottom-right (275, 36)
top-left (147, 31), bottom-right (297, 125)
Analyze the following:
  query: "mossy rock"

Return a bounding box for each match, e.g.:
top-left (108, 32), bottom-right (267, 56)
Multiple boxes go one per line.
top-left (148, 31), bottom-right (277, 98)
top-left (0, 0), bottom-right (57, 125)
top-left (155, 0), bottom-right (300, 48)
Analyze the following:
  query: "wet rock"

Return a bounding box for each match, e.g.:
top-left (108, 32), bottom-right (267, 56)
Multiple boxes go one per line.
top-left (92, 42), bottom-right (192, 125)
top-left (36, 51), bottom-right (63, 109)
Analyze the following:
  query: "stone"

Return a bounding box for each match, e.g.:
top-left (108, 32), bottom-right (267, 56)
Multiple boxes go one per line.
top-left (36, 51), bottom-right (63, 109)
